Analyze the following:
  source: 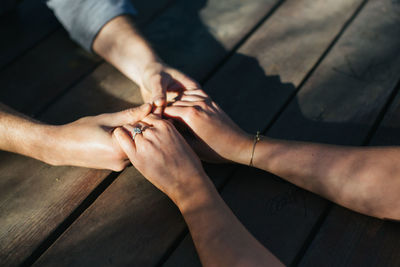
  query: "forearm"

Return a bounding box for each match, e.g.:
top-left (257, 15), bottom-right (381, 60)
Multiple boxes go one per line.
top-left (252, 137), bottom-right (400, 219)
top-left (175, 175), bottom-right (283, 267)
top-left (93, 15), bottom-right (160, 89)
top-left (0, 103), bottom-right (52, 162)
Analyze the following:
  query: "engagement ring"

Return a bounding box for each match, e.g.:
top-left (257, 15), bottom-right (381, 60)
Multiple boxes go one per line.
top-left (132, 127), bottom-right (142, 140)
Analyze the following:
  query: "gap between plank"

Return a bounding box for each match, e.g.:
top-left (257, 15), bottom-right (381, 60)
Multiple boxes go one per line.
top-left (201, 0), bottom-right (286, 86)
top-left (34, 0), bottom-right (176, 119)
top-left (155, 1), bottom-right (288, 265)
top-left (290, 77), bottom-right (400, 267)
top-left (0, 26), bottom-right (60, 74)
top-left (261, 0), bottom-right (370, 136)
top-left (155, 165), bottom-right (240, 267)
top-left (20, 171), bottom-right (121, 267)
top-left (158, 0), bottom-right (372, 265)
top-left (20, 1), bottom-right (178, 265)
top-left (22, 0), bottom-right (370, 264)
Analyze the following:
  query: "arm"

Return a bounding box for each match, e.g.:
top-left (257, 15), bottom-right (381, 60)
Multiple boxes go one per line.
top-left (164, 89), bottom-right (400, 220)
top-left (0, 103), bottom-right (50, 162)
top-left (0, 102), bottom-right (151, 170)
top-left (178, 178), bottom-right (283, 267)
top-left (114, 114), bottom-right (283, 267)
top-left (251, 139), bottom-right (400, 220)
top-left (93, 15), bottom-right (200, 113)
top-left (47, 0), bottom-right (199, 113)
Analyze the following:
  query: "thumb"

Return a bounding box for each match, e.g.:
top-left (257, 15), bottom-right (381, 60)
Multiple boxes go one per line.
top-left (113, 127), bottom-right (137, 163)
top-left (149, 80), bottom-right (166, 116)
top-left (101, 103), bottom-right (152, 126)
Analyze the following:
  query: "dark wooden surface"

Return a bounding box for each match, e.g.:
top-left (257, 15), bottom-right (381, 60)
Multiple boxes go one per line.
top-left (0, 0), bottom-right (400, 266)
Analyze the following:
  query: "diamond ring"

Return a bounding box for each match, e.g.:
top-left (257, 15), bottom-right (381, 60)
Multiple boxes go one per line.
top-left (132, 127), bottom-right (142, 140)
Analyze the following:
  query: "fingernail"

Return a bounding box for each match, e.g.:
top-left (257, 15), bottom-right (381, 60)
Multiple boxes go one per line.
top-left (154, 99), bottom-right (164, 106)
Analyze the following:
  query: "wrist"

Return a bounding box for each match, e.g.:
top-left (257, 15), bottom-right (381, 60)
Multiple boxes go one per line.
top-left (32, 124), bottom-right (64, 166)
top-left (228, 133), bottom-right (254, 165)
top-left (172, 172), bottom-right (219, 213)
top-left (93, 15), bottom-right (161, 86)
top-left (17, 122), bottom-right (57, 163)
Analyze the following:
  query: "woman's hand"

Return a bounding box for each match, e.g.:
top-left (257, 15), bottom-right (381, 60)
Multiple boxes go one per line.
top-left (42, 104), bottom-right (151, 171)
top-left (164, 89), bottom-right (253, 165)
top-left (113, 114), bottom-right (211, 203)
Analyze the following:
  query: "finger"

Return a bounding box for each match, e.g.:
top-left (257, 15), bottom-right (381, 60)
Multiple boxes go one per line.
top-left (152, 104), bottom-right (164, 117)
top-left (164, 106), bottom-right (189, 121)
top-left (122, 122), bottom-right (151, 136)
top-left (170, 100), bottom-right (199, 107)
top-left (100, 103), bottom-right (152, 126)
top-left (179, 94), bottom-right (207, 102)
top-left (182, 89), bottom-right (208, 97)
top-left (150, 76), bottom-right (167, 108)
top-left (141, 113), bottom-right (163, 125)
top-left (113, 127), bottom-right (137, 162)
top-left (152, 95), bottom-right (166, 109)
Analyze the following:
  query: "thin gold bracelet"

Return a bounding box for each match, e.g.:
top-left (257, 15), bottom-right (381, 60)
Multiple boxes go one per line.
top-left (249, 131), bottom-right (260, 167)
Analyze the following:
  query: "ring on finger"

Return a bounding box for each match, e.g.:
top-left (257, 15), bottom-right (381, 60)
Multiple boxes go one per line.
top-left (132, 127), bottom-right (142, 140)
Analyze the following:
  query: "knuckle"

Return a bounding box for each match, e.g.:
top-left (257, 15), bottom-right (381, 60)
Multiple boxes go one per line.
top-left (157, 120), bottom-right (170, 131)
top-left (197, 101), bottom-right (207, 109)
top-left (187, 106), bottom-right (200, 118)
top-left (144, 127), bottom-right (157, 138)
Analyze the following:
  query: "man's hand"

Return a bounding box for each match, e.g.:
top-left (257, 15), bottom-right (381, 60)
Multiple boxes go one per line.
top-left (42, 104), bottom-right (151, 170)
top-left (140, 62), bottom-right (200, 115)
top-left (93, 15), bottom-right (200, 116)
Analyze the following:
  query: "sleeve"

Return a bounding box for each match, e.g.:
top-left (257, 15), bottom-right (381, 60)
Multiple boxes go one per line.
top-left (46, 0), bottom-right (137, 52)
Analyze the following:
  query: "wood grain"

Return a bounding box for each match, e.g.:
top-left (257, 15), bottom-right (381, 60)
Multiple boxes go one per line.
top-left (0, 0), bottom-right (173, 115)
top-left (30, 0), bottom-right (286, 265)
top-left (37, 0), bottom-right (367, 266)
top-left (165, 0), bottom-right (373, 265)
top-left (297, 2), bottom-right (400, 262)
top-left (0, 0), bottom-right (59, 69)
top-left (0, 1), bottom-right (173, 266)
top-left (0, 0), bottom-right (280, 266)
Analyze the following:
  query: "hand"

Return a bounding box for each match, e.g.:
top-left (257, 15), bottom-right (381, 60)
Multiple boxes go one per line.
top-left (43, 104), bottom-right (151, 171)
top-left (164, 89), bottom-right (253, 165)
top-left (140, 62), bottom-right (200, 115)
top-left (113, 114), bottom-right (209, 203)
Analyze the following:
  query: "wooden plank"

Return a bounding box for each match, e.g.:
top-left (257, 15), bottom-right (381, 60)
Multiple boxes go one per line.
top-left (165, 1), bottom-right (378, 266)
top-left (28, 0), bottom-right (285, 265)
top-left (0, 0), bottom-right (173, 115)
top-left (0, 0), bottom-right (167, 72)
top-left (0, 0), bottom-right (59, 70)
top-left (298, 58), bottom-right (400, 267)
top-left (35, 0), bottom-right (367, 266)
top-left (227, 0), bottom-right (400, 264)
top-left (286, 0), bottom-right (400, 266)
top-left (0, 2), bottom-right (174, 266)
top-left (0, 0), bottom-right (280, 266)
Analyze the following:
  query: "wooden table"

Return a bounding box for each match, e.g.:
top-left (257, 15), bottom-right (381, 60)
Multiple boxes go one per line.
top-left (1, 0), bottom-right (400, 266)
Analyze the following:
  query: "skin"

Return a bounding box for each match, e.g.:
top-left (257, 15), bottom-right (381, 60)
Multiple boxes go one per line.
top-left (92, 15), bottom-right (200, 115)
top-left (0, 103), bottom-right (151, 170)
top-left (114, 114), bottom-right (284, 267)
top-left (164, 89), bottom-right (400, 220)
top-left (0, 13), bottom-right (199, 168)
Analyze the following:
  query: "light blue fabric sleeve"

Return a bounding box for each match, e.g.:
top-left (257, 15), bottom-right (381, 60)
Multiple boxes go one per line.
top-left (46, 0), bottom-right (137, 52)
